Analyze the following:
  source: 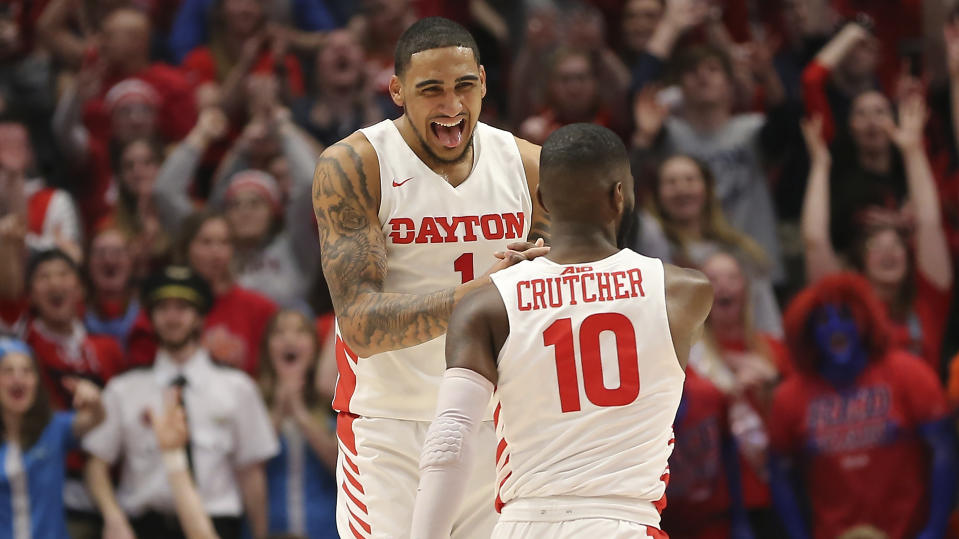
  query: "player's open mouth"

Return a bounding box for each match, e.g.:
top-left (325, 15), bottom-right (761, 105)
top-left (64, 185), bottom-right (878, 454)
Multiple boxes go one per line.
top-left (430, 117), bottom-right (466, 149)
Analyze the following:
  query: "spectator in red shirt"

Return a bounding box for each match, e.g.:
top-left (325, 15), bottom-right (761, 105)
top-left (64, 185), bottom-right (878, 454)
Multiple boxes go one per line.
top-left (801, 20), bottom-right (879, 145)
top-left (769, 272), bottom-right (956, 539)
top-left (662, 368), bottom-right (752, 539)
top-left (180, 0), bottom-right (306, 114)
top-left (691, 251), bottom-right (787, 537)
top-left (518, 47), bottom-right (619, 145)
top-left (127, 210), bottom-right (277, 375)
top-left (23, 248), bottom-right (123, 535)
top-left (801, 101), bottom-right (953, 371)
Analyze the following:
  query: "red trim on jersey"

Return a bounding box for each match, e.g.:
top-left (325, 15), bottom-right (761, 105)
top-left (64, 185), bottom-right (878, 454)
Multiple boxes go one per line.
top-left (645, 525), bottom-right (669, 538)
top-left (342, 481), bottom-right (368, 514)
top-left (348, 507), bottom-right (371, 534)
top-left (496, 439), bottom-right (507, 462)
top-left (333, 336), bottom-right (358, 413)
top-left (343, 466), bottom-right (365, 494)
top-left (495, 470), bottom-right (513, 513)
top-left (348, 521), bottom-right (366, 539)
top-left (27, 188), bottom-right (56, 235)
top-left (342, 451), bottom-right (359, 475)
top-left (493, 403), bottom-right (501, 426)
top-left (654, 469), bottom-right (670, 514)
top-left (336, 412), bottom-right (359, 456)
top-left (498, 454), bottom-right (510, 471)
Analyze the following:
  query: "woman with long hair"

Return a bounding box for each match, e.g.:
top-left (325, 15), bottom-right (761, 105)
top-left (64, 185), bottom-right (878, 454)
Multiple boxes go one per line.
top-left (258, 309), bottom-right (337, 538)
top-left (690, 250), bottom-right (789, 537)
top-left (0, 337), bottom-right (104, 538)
top-left (635, 153), bottom-right (783, 336)
top-left (801, 94), bottom-right (953, 369)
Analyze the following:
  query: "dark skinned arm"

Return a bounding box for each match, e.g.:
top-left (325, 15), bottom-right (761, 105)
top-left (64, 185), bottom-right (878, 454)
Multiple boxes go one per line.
top-left (515, 137), bottom-right (551, 244)
top-left (663, 264), bottom-right (714, 369)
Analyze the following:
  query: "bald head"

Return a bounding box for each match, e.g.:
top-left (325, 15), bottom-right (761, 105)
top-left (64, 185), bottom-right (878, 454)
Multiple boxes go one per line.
top-left (539, 123), bottom-right (632, 222)
top-left (101, 8), bottom-right (150, 69)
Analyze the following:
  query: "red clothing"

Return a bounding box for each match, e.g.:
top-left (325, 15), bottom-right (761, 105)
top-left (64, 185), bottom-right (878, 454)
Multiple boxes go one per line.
top-left (831, 0), bottom-right (921, 93)
top-left (127, 285), bottom-right (277, 376)
top-left (769, 350), bottom-right (946, 539)
top-left (887, 269), bottom-right (952, 371)
top-left (715, 333), bottom-right (787, 509)
top-left (801, 60), bottom-right (836, 143)
top-left (82, 60), bottom-right (197, 145)
top-left (25, 320), bottom-right (123, 409)
top-left (662, 370), bottom-right (732, 539)
top-left (181, 47), bottom-right (305, 97)
top-left (76, 137), bottom-right (115, 233)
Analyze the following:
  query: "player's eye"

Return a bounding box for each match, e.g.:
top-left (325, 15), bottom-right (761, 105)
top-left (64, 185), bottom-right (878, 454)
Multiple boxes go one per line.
top-left (421, 87), bottom-right (442, 96)
top-left (456, 82), bottom-right (474, 90)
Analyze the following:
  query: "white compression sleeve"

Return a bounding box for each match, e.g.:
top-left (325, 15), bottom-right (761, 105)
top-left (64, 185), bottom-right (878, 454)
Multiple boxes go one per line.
top-left (410, 368), bottom-right (495, 539)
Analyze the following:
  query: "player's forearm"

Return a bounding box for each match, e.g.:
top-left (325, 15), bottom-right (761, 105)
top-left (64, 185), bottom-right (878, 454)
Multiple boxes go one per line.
top-left (411, 369), bottom-right (493, 539)
top-left (336, 287), bottom-right (456, 357)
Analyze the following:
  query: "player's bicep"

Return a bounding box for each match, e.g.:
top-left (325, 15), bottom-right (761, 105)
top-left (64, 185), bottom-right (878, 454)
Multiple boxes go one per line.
top-left (664, 265), bottom-right (714, 369)
top-left (445, 285), bottom-right (504, 385)
top-left (312, 143), bottom-right (386, 310)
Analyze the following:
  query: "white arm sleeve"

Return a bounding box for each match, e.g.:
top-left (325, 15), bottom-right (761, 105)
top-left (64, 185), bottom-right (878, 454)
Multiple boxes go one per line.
top-left (410, 367), bottom-right (494, 539)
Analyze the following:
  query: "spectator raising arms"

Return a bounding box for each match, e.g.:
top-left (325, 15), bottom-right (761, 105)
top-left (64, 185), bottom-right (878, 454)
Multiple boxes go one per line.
top-left (801, 103), bottom-right (953, 370)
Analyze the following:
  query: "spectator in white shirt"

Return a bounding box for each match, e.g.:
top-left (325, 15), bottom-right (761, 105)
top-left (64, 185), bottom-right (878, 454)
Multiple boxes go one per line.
top-left (83, 265), bottom-right (279, 539)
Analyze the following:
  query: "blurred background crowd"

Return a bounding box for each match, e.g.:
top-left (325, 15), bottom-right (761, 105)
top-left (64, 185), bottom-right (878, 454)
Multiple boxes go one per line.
top-left (0, 0), bottom-right (958, 537)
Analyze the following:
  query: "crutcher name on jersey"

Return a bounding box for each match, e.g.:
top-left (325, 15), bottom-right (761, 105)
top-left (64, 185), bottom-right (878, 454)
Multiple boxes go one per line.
top-left (388, 213), bottom-right (526, 244)
top-left (517, 268), bottom-right (645, 311)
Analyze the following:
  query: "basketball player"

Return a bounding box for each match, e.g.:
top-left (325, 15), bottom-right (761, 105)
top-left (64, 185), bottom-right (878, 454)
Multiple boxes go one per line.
top-left (410, 123), bottom-right (714, 538)
top-left (311, 17), bottom-right (549, 538)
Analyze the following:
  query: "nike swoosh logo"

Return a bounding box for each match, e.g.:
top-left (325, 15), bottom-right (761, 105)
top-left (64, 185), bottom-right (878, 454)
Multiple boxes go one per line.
top-left (392, 177), bottom-right (414, 187)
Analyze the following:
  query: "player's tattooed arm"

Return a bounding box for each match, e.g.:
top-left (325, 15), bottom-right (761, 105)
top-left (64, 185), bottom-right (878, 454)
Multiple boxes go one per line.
top-left (516, 136), bottom-right (551, 245)
top-left (312, 138), bottom-right (457, 357)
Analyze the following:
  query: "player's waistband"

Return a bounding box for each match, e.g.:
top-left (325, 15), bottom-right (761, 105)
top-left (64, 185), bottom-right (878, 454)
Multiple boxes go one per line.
top-left (498, 496), bottom-right (661, 525)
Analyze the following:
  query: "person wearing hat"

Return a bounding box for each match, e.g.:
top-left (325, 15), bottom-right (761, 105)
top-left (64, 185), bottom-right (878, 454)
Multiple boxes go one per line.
top-left (0, 337), bottom-right (104, 539)
top-left (83, 265), bottom-right (279, 539)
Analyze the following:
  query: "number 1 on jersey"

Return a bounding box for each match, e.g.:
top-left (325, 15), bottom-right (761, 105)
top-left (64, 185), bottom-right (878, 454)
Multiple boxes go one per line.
top-left (543, 313), bottom-right (640, 413)
top-left (454, 253), bottom-right (474, 283)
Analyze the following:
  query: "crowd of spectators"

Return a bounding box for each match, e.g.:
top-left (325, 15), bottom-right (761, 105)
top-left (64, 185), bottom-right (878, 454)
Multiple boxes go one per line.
top-left (0, 0), bottom-right (958, 537)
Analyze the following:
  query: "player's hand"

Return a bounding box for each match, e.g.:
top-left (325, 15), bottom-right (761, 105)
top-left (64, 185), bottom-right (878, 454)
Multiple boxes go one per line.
top-left (494, 238), bottom-right (549, 260)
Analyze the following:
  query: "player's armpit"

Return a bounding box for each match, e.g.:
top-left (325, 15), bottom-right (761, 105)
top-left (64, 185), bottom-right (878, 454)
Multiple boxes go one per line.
top-left (516, 136), bottom-right (551, 244)
top-left (444, 282), bottom-right (509, 385)
top-left (664, 264), bottom-right (714, 369)
top-left (312, 138), bottom-right (455, 358)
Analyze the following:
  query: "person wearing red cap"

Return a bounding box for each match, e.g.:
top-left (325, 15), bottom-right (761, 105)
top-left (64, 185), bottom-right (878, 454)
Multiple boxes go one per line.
top-left (154, 106), bottom-right (320, 308)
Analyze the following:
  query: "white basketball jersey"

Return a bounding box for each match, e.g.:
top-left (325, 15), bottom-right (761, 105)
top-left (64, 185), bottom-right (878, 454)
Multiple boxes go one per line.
top-left (488, 249), bottom-right (684, 526)
top-left (333, 120), bottom-right (532, 421)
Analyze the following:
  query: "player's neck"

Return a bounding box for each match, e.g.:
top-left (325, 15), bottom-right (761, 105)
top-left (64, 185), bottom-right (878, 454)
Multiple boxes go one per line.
top-left (545, 223), bottom-right (620, 264)
top-left (395, 116), bottom-right (474, 186)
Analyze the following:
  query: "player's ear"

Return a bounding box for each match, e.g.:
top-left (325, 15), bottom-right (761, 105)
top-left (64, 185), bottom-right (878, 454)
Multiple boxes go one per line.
top-left (479, 65), bottom-right (487, 98)
top-left (535, 185), bottom-right (549, 213)
top-left (389, 75), bottom-right (404, 107)
top-left (611, 182), bottom-right (624, 213)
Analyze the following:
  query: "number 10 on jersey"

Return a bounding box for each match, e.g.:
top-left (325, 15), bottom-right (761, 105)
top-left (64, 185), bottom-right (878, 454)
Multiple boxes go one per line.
top-left (543, 313), bottom-right (640, 413)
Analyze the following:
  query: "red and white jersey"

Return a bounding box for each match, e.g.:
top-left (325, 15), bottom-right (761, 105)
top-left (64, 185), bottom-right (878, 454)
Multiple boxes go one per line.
top-left (333, 120), bottom-right (532, 420)
top-left (488, 249), bottom-right (684, 526)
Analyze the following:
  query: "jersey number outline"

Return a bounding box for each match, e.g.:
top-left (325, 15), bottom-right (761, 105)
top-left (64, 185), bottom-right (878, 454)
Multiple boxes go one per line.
top-left (454, 253), bottom-right (474, 283)
top-left (543, 313), bottom-right (640, 413)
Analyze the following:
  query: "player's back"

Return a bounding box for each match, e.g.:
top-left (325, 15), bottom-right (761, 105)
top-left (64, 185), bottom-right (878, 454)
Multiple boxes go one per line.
top-left (488, 249), bottom-right (684, 526)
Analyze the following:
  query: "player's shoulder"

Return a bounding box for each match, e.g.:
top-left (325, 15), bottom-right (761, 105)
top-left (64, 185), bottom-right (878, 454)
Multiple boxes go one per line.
top-left (319, 129), bottom-right (378, 165)
top-left (511, 134), bottom-right (541, 168)
top-left (315, 129), bottom-right (382, 201)
top-left (664, 264), bottom-right (713, 308)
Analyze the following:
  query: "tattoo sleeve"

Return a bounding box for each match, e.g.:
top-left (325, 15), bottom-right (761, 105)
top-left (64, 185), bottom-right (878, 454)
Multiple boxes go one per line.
top-left (312, 143), bottom-right (456, 357)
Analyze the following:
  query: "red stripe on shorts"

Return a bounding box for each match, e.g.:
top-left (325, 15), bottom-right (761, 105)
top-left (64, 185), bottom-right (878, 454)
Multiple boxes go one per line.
top-left (332, 335), bottom-right (358, 413)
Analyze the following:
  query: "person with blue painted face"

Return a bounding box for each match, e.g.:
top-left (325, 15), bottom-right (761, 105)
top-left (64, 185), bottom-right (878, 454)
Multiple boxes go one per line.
top-left (0, 337), bottom-right (105, 539)
top-left (767, 273), bottom-right (956, 539)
